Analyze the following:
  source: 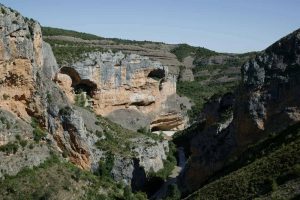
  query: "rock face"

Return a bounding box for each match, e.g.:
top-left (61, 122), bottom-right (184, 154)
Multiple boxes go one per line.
top-left (180, 28), bottom-right (300, 192)
top-left (0, 5), bottom-right (56, 176)
top-left (0, 6), bottom-right (44, 122)
top-left (0, 5), bottom-right (171, 190)
top-left (55, 51), bottom-right (187, 131)
top-left (179, 93), bottom-right (236, 192)
top-left (235, 28), bottom-right (300, 146)
top-left (112, 138), bottom-right (169, 190)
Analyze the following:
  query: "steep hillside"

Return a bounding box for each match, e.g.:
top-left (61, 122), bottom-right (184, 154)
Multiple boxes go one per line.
top-left (178, 28), bottom-right (300, 196)
top-left (0, 4), bottom-right (178, 199)
top-left (185, 123), bottom-right (300, 199)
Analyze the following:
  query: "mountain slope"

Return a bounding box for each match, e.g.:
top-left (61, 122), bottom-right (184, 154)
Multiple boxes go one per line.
top-left (185, 123), bottom-right (300, 199)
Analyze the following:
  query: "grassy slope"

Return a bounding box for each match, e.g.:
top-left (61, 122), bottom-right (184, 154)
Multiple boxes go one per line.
top-left (0, 154), bottom-right (147, 200)
top-left (185, 123), bottom-right (300, 200)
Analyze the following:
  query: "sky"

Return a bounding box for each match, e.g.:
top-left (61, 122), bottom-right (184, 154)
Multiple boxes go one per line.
top-left (1, 0), bottom-right (299, 53)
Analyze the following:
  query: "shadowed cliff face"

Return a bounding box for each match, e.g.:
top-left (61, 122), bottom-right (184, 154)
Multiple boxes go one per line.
top-left (180, 28), bottom-right (300, 193)
top-left (55, 51), bottom-right (187, 131)
top-left (235, 28), bottom-right (300, 146)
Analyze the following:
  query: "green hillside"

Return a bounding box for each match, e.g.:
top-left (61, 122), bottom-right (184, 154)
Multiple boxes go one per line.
top-left (185, 123), bottom-right (300, 200)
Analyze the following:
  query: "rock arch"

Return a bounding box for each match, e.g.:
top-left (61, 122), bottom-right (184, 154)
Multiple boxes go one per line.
top-left (59, 67), bottom-right (97, 96)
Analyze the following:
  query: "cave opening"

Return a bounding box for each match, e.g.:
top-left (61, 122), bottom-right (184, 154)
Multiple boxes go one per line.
top-left (74, 80), bottom-right (97, 97)
top-left (59, 67), bottom-right (97, 97)
top-left (150, 126), bottom-right (161, 132)
top-left (147, 68), bottom-right (165, 80)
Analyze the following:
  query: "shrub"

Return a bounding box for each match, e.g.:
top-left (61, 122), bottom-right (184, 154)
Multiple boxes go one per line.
top-left (33, 127), bottom-right (46, 142)
top-left (2, 93), bottom-right (9, 100)
top-left (19, 140), bottom-right (28, 148)
top-left (0, 142), bottom-right (19, 154)
top-left (75, 93), bottom-right (86, 107)
top-left (1, 7), bottom-right (6, 15)
top-left (98, 153), bottom-right (114, 178)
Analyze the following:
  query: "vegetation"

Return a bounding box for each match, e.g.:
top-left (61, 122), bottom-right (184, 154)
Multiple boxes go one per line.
top-left (31, 117), bottom-right (47, 142)
top-left (94, 116), bottom-right (141, 156)
top-left (137, 126), bottom-right (164, 141)
top-left (44, 39), bottom-right (103, 64)
top-left (1, 7), bottom-right (6, 15)
top-left (171, 44), bottom-right (217, 62)
top-left (148, 142), bottom-right (177, 180)
top-left (185, 123), bottom-right (300, 200)
top-left (0, 141), bottom-right (19, 155)
top-left (177, 80), bottom-right (237, 122)
top-left (42, 27), bottom-right (103, 40)
top-left (0, 154), bottom-right (147, 200)
top-left (97, 152), bottom-right (114, 178)
top-left (165, 184), bottom-right (181, 200)
top-left (42, 26), bottom-right (163, 47)
top-left (75, 93), bottom-right (86, 107)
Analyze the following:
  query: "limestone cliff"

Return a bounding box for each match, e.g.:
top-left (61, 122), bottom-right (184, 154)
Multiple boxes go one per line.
top-left (55, 51), bottom-right (187, 131)
top-left (179, 28), bottom-right (300, 193)
top-left (0, 4), bottom-right (171, 190)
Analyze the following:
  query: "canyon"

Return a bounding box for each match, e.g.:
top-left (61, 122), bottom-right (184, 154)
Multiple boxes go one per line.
top-left (0, 3), bottom-right (299, 200)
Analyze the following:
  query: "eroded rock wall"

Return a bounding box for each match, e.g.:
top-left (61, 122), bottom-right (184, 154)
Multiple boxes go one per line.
top-left (56, 51), bottom-right (186, 131)
top-left (180, 28), bottom-right (300, 193)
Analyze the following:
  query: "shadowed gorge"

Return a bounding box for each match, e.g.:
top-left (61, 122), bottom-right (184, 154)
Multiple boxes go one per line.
top-left (0, 2), bottom-right (299, 200)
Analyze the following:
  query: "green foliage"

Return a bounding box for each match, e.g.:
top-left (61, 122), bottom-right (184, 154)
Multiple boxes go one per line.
top-left (75, 93), bottom-right (86, 107)
top-left (98, 153), bottom-right (114, 178)
top-left (0, 116), bottom-right (11, 129)
top-left (137, 127), bottom-right (164, 141)
top-left (44, 39), bottom-right (104, 64)
top-left (59, 106), bottom-right (72, 116)
top-left (177, 80), bottom-right (236, 122)
top-left (31, 117), bottom-right (47, 142)
top-left (19, 140), bottom-right (28, 148)
top-left (1, 7), bottom-right (6, 15)
top-left (3, 93), bottom-right (10, 100)
top-left (149, 142), bottom-right (177, 180)
top-left (0, 153), bottom-right (147, 199)
top-left (186, 123), bottom-right (300, 200)
top-left (0, 142), bottom-right (19, 154)
top-left (46, 91), bottom-right (52, 103)
top-left (171, 44), bottom-right (217, 62)
top-left (33, 127), bottom-right (46, 142)
top-left (42, 27), bottom-right (103, 40)
top-left (94, 116), bottom-right (140, 156)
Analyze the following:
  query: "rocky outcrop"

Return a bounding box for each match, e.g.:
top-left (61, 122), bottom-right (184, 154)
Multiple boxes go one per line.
top-left (0, 5), bottom-right (44, 121)
top-left (0, 5), bottom-right (172, 192)
top-left (0, 5), bottom-right (55, 176)
top-left (55, 51), bottom-right (187, 131)
top-left (180, 29), bottom-right (300, 193)
top-left (235, 28), bottom-right (300, 145)
top-left (112, 138), bottom-right (169, 190)
top-left (179, 93), bottom-right (236, 192)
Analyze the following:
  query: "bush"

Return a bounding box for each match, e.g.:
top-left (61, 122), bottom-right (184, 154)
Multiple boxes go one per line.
top-left (98, 153), bottom-right (114, 178)
top-left (0, 142), bottom-right (19, 154)
top-left (1, 7), bottom-right (6, 15)
top-left (171, 44), bottom-right (217, 62)
top-left (33, 127), bottom-right (46, 142)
